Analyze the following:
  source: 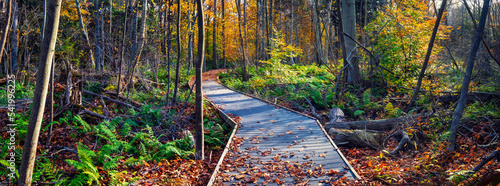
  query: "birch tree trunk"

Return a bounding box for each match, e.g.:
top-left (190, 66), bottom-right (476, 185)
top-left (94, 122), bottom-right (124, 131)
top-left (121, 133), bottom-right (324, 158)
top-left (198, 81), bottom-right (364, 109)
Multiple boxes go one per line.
top-left (18, 0), bottom-right (62, 184)
top-left (448, 0), bottom-right (490, 152)
top-left (195, 0), bottom-right (205, 161)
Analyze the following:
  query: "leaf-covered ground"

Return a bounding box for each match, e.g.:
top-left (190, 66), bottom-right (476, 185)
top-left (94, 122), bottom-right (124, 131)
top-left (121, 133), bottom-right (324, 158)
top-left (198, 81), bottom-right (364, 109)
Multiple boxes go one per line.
top-left (219, 68), bottom-right (500, 185)
top-left (0, 78), bottom-right (234, 185)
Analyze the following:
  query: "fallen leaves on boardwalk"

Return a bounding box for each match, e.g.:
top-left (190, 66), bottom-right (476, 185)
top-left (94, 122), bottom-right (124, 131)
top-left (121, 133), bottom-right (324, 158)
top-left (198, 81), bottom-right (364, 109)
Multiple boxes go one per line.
top-left (213, 134), bottom-right (348, 185)
top-left (189, 69), bottom-right (229, 88)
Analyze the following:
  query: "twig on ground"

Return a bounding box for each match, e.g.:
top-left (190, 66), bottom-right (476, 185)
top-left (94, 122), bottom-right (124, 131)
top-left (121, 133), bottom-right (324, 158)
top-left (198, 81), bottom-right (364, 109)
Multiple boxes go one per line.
top-left (302, 96), bottom-right (322, 121)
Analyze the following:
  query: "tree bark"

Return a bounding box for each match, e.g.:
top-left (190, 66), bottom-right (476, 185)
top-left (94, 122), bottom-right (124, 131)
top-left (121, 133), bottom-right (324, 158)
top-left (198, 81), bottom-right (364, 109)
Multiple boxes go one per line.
top-left (172, 0), bottom-right (181, 104)
top-left (126, 0), bottom-right (147, 97)
top-left (94, 0), bottom-right (103, 71)
top-left (0, 0), bottom-right (12, 65)
top-left (18, 0), bottom-right (62, 184)
top-left (195, 0), bottom-right (205, 161)
top-left (312, 0), bottom-right (323, 65)
top-left (325, 114), bottom-right (428, 131)
top-left (235, 0), bottom-right (249, 81)
top-left (448, 0), bottom-right (490, 152)
top-left (165, 0), bottom-right (173, 105)
top-left (10, 0), bottom-right (18, 74)
top-left (46, 58), bottom-right (54, 146)
top-left (342, 0), bottom-right (360, 84)
top-left (259, 0), bottom-right (266, 60)
top-left (407, 0), bottom-right (447, 110)
top-left (117, 0), bottom-right (130, 99)
top-left (186, 5), bottom-right (196, 76)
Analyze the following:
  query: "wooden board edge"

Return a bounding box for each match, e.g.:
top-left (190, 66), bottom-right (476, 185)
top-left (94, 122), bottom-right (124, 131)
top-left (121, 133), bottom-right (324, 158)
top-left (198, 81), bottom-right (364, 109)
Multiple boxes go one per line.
top-left (314, 119), bottom-right (362, 180)
top-left (214, 76), bottom-right (318, 120)
top-left (206, 101), bottom-right (239, 186)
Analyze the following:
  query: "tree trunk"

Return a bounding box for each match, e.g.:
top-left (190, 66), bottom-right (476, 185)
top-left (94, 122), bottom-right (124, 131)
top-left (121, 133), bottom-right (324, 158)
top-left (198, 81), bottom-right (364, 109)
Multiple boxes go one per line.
top-left (172, 0), bottom-right (181, 104)
top-left (195, 0), bottom-right (205, 161)
top-left (312, 0), bottom-right (323, 65)
top-left (109, 0), bottom-right (112, 34)
top-left (448, 0), bottom-right (490, 152)
top-left (407, 0), bottom-right (447, 110)
top-left (126, 0), bottom-right (147, 96)
top-left (117, 0), bottom-right (129, 99)
top-left (221, 0), bottom-right (226, 68)
top-left (18, 0), bottom-right (62, 184)
top-left (166, 0), bottom-right (173, 105)
top-left (76, 0), bottom-right (96, 69)
top-left (235, 0), bottom-right (248, 81)
top-left (337, 0), bottom-right (347, 73)
top-left (244, 0), bottom-right (248, 39)
top-left (462, 0), bottom-right (500, 67)
top-left (94, 0), bottom-right (103, 71)
top-left (45, 58), bottom-right (54, 146)
top-left (212, 0), bottom-right (218, 69)
top-left (0, 0), bottom-right (12, 65)
top-left (259, 0), bottom-right (265, 60)
top-left (10, 0), bottom-right (18, 74)
top-left (186, 5), bottom-right (196, 76)
top-left (342, 0), bottom-right (360, 84)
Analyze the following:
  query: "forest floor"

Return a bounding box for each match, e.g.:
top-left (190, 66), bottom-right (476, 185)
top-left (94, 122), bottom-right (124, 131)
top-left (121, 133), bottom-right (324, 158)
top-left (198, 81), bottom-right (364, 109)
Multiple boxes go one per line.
top-left (218, 68), bottom-right (500, 185)
top-left (1, 69), bottom-right (499, 185)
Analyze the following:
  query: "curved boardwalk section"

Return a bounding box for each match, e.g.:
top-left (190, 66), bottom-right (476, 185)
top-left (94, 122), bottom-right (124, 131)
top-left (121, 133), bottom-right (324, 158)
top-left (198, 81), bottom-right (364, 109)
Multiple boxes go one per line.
top-left (204, 81), bottom-right (359, 185)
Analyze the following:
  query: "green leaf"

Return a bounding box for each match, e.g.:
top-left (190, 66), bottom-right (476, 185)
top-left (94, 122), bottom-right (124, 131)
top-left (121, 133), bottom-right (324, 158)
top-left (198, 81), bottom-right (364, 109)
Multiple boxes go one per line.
top-left (354, 110), bottom-right (365, 117)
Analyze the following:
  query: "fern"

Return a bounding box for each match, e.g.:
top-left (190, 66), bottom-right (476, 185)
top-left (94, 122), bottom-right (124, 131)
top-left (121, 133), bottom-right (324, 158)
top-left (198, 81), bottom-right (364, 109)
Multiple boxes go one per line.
top-left (73, 115), bottom-right (91, 133)
top-left (120, 122), bottom-right (132, 136)
top-left (65, 143), bottom-right (100, 185)
top-left (102, 155), bottom-right (123, 171)
top-left (32, 157), bottom-right (66, 184)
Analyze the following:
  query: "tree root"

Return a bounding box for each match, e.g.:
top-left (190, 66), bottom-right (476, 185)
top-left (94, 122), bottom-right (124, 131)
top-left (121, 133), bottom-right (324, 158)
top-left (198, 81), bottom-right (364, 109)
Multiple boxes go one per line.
top-left (388, 130), bottom-right (416, 155)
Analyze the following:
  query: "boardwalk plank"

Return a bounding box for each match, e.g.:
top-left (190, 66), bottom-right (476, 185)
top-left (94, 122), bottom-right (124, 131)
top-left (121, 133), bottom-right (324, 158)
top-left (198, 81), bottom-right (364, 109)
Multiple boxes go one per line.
top-left (204, 81), bottom-right (359, 185)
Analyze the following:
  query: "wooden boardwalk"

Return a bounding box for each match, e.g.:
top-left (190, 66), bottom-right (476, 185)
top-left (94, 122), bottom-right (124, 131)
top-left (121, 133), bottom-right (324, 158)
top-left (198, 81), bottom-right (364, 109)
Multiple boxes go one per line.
top-left (204, 81), bottom-right (359, 185)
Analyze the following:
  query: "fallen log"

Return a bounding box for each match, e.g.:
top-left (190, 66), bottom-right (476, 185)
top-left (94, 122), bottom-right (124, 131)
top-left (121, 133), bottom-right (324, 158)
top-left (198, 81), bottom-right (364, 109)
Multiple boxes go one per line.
top-left (83, 90), bottom-right (140, 111)
top-left (325, 114), bottom-right (428, 131)
top-left (78, 109), bottom-right (110, 120)
top-left (328, 128), bottom-right (384, 149)
top-left (438, 91), bottom-right (500, 105)
top-left (102, 91), bottom-right (144, 107)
